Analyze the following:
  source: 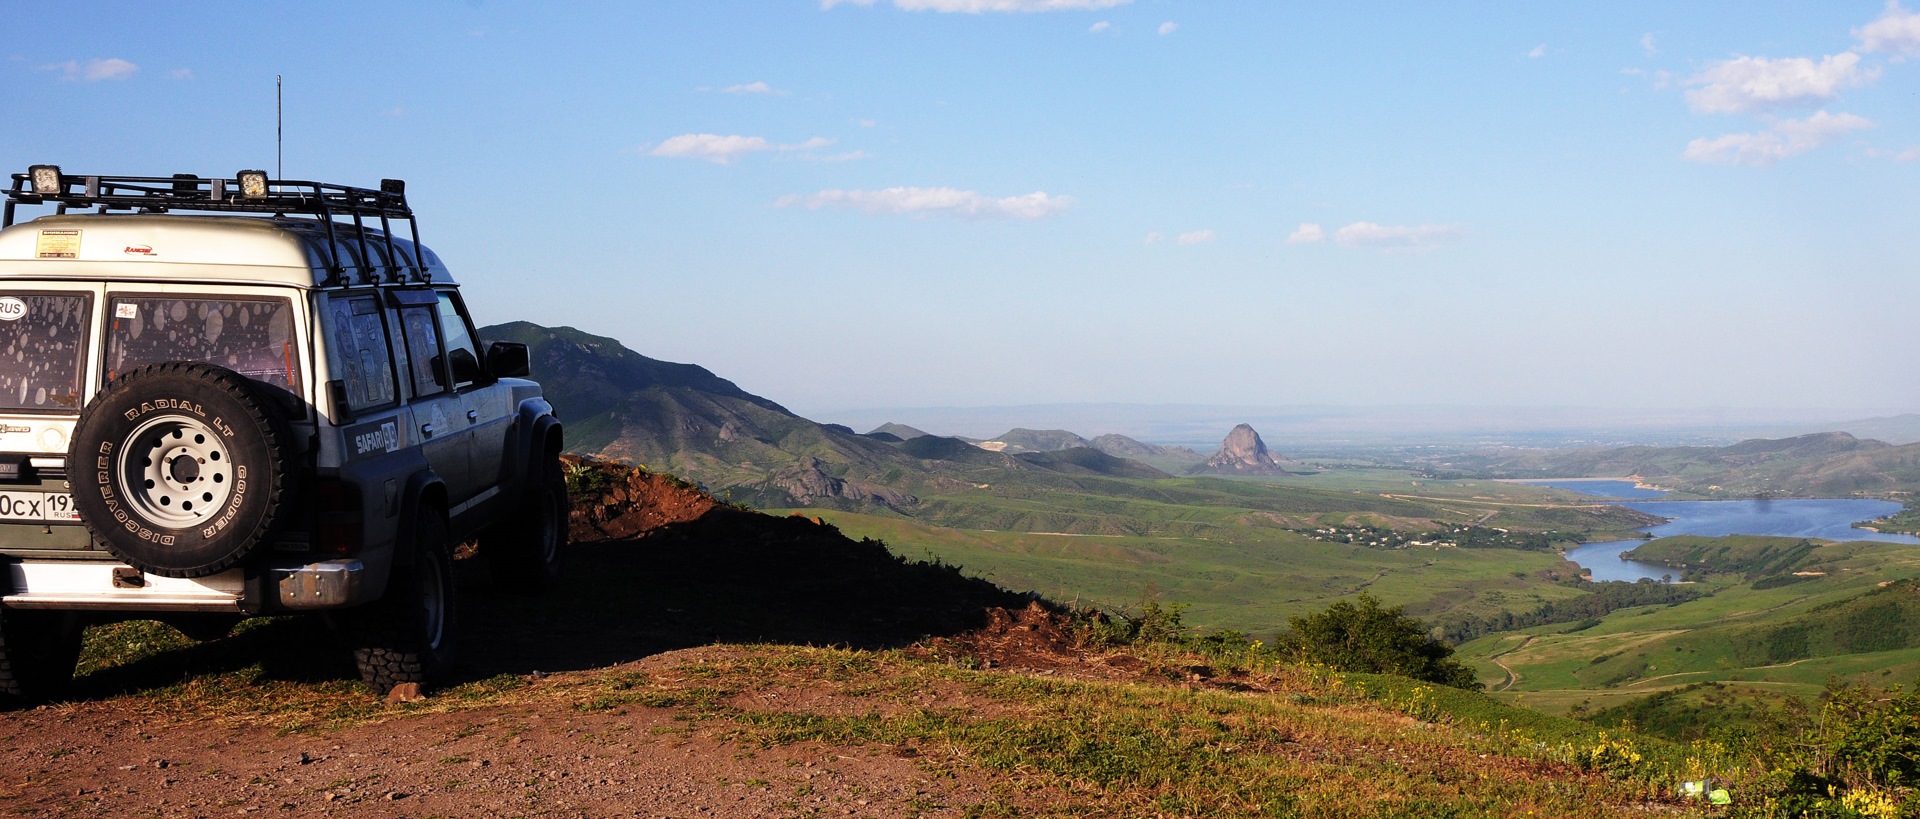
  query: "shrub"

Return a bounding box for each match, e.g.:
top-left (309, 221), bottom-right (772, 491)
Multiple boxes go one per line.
top-left (1277, 594), bottom-right (1479, 689)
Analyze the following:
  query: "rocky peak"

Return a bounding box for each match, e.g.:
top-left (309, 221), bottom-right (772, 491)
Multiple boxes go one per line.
top-left (1201, 424), bottom-right (1286, 473)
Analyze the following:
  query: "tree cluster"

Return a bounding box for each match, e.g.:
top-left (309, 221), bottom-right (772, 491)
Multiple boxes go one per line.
top-left (1436, 580), bottom-right (1703, 644)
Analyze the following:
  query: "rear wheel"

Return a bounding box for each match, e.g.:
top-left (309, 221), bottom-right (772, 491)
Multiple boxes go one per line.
top-left (345, 512), bottom-right (459, 694)
top-left (0, 609), bottom-right (84, 708)
top-left (486, 457), bottom-right (567, 593)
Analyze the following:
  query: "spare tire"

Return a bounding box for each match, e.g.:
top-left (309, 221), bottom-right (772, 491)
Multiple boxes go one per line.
top-left (69, 362), bottom-right (295, 578)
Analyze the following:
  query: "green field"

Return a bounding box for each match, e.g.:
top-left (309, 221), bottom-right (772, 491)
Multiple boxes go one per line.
top-left (791, 509), bottom-right (1591, 635)
top-left (1456, 538), bottom-right (1920, 714)
top-left (775, 466), bottom-right (1664, 636)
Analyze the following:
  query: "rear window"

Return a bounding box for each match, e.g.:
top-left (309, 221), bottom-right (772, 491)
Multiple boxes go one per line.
top-left (106, 296), bottom-right (301, 399)
top-left (0, 292), bottom-right (91, 412)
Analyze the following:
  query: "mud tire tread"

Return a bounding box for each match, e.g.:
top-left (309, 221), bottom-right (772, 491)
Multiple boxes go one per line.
top-left (346, 513), bottom-right (458, 694)
top-left (0, 609), bottom-right (82, 708)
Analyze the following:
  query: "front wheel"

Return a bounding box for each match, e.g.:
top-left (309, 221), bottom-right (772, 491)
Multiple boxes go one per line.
top-left (485, 458), bottom-right (567, 594)
top-left (344, 512), bottom-right (459, 694)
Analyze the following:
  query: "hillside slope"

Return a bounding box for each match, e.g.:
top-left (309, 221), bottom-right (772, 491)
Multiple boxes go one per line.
top-left (482, 322), bottom-right (929, 503)
top-left (4, 460), bottom-right (1691, 818)
top-left (480, 323), bottom-right (1184, 511)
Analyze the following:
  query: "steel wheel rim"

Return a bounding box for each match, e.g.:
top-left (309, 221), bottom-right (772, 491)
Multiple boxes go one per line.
top-left (116, 414), bottom-right (235, 528)
top-left (538, 487), bottom-right (563, 564)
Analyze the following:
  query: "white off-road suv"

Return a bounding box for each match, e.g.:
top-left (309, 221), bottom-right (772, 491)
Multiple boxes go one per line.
top-left (0, 166), bottom-right (565, 701)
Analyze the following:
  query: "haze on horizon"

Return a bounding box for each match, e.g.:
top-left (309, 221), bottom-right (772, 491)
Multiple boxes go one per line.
top-left (6, 2), bottom-right (1918, 416)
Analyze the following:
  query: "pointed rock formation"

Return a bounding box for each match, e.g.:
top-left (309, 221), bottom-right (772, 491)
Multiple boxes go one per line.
top-left (1194, 424), bottom-right (1289, 475)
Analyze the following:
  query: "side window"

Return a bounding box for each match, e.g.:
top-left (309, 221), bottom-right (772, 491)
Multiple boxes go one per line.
top-left (0, 292), bottom-right (90, 412)
top-left (106, 295), bottom-right (301, 401)
top-left (435, 292), bottom-right (482, 388)
top-left (321, 294), bottom-right (396, 411)
top-left (397, 305), bottom-right (445, 398)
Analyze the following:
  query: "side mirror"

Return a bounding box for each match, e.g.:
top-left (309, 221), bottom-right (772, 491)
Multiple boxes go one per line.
top-left (447, 348), bottom-right (483, 383)
top-left (485, 341), bottom-right (530, 378)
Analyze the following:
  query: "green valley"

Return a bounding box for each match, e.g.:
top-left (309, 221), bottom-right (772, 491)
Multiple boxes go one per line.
top-left (486, 319), bottom-right (1920, 757)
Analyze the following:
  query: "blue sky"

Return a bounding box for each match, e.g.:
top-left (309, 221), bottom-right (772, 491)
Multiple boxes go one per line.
top-left (5, 1), bottom-right (1918, 419)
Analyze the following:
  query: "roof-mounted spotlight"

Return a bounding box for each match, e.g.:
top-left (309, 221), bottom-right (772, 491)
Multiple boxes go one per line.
top-left (236, 170), bottom-right (269, 199)
top-left (27, 165), bottom-right (62, 195)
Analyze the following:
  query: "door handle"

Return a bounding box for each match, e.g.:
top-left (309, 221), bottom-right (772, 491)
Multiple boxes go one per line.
top-left (420, 423), bottom-right (434, 437)
top-left (466, 410), bottom-right (478, 423)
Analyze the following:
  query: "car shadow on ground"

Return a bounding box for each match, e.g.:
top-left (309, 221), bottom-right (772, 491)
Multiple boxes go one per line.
top-left (65, 506), bottom-right (1033, 700)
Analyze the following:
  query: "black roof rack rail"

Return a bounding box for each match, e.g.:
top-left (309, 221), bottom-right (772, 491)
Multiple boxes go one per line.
top-left (3, 166), bottom-right (429, 285)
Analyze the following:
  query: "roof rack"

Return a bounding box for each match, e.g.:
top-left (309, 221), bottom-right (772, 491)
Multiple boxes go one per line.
top-left (3, 166), bottom-right (429, 285)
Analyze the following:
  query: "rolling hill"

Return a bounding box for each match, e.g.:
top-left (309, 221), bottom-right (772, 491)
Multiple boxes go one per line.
top-left (1437, 431), bottom-right (1920, 497)
top-left (480, 322), bottom-right (1188, 511)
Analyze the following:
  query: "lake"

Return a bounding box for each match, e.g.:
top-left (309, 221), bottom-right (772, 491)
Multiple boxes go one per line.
top-left (1519, 478), bottom-right (1670, 500)
top-left (1551, 486), bottom-right (1920, 582)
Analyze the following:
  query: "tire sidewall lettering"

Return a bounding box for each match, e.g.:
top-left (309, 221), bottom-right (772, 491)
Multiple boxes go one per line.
top-left (68, 364), bottom-right (289, 577)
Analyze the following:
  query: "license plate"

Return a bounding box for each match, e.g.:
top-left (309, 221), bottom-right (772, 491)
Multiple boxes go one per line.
top-left (0, 491), bottom-right (79, 522)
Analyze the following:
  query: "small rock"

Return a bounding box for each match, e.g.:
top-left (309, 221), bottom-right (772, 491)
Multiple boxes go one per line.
top-left (387, 682), bottom-right (426, 704)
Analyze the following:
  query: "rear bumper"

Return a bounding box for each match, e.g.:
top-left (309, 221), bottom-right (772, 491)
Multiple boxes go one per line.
top-left (270, 559), bottom-right (370, 610)
top-left (2, 557), bottom-right (379, 613)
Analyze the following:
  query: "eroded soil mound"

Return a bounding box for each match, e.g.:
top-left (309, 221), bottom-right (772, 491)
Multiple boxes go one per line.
top-left (562, 455), bottom-right (718, 541)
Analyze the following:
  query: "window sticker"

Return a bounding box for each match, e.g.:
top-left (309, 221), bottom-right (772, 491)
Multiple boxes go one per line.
top-left (0, 297), bottom-right (25, 322)
top-left (114, 303), bottom-right (138, 319)
top-left (35, 229), bottom-right (80, 259)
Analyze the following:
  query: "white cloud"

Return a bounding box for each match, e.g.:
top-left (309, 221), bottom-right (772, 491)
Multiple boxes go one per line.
top-left (857, 119), bottom-right (877, 127)
top-left (169, 68), bottom-right (194, 80)
top-left (649, 134), bottom-right (838, 163)
top-left (1682, 110), bottom-right (1872, 166)
top-left (1899, 146), bottom-right (1920, 162)
top-left (823, 0), bottom-right (1129, 11)
top-left (722, 81), bottom-right (776, 94)
top-left (1285, 223), bottom-right (1325, 244)
top-left (777, 187), bottom-right (1071, 220)
top-left (1857, 1), bottom-right (1920, 59)
top-left (1685, 52), bottom-right (1876, 113)
top-left (1143, 231), bottom-right (1163, 246)
top-left (1157, 21), bottom-right (1178, 36)
top-left (1089, 20), bottom-right (1110, 32)
top-left (1527, 44), bottom-right (1546, 59)
top-left (650, 134), bottom-right (773, 163)
top-left (381, 106), bottom-right (407, 119)
top-left (40, 58), bottom-right (139, 82)
top-left (1333, 222), bottom-right (1461, 251)
top-left (1641, 32), bottom-right (1657, 57)
top-left (1177, 229), bottom-right (1215, 245)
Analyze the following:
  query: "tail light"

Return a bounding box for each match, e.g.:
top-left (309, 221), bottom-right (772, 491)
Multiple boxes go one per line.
top-left (314, 479), bottom-right (364, 556)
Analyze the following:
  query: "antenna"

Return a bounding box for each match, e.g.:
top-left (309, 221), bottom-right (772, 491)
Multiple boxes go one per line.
top-left (275, 75), bottom-right (283, 179)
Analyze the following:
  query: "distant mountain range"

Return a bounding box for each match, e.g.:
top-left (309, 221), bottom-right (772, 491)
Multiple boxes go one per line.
top-left (818, 403), bottom-right (1906, 450)
top-left (485, 322), bottom-right (1917, 505)
top-left (1436, 431), bottom-right (1920, 497)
